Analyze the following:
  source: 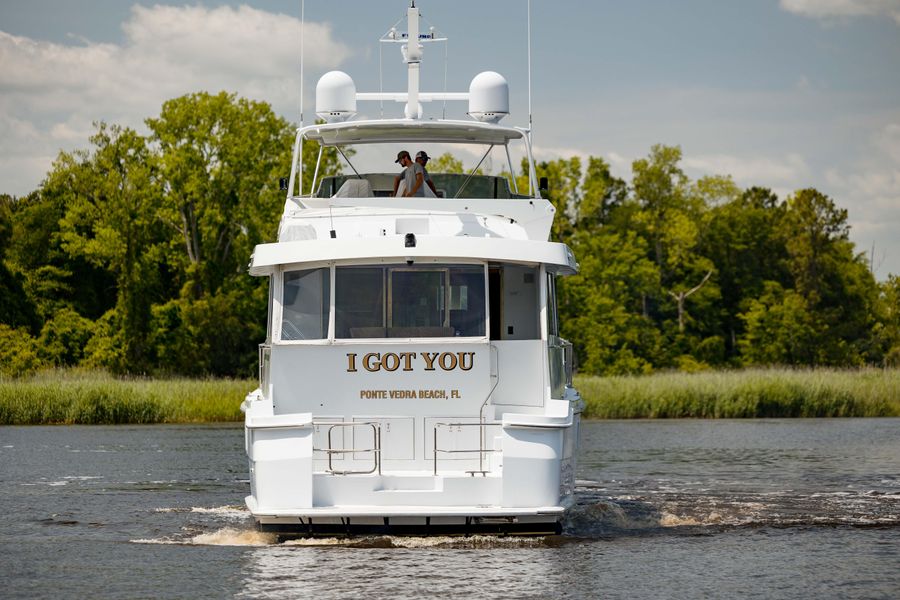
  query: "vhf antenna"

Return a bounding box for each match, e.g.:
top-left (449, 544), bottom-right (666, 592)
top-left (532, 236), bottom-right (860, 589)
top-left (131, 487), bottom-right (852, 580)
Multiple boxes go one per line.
top-left (300, 0), bottom-right (305, 129)
top-left (527, 0), bottom-right (533, 147)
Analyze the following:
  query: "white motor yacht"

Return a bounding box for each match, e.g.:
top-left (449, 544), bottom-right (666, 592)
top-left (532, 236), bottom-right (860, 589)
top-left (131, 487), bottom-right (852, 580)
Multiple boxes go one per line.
top-left (242, 1), bottom-right (582, 536)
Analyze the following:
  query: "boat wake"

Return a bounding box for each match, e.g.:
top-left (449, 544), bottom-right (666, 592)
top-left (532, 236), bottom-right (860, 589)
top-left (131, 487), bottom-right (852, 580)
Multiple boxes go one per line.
top-left (133, 527), bottom-right (276, 547)
top-left (153, 505), bottom-right (249, 521)
top-left (566, 482), bottom-right (900, 536)
top-left (134, 484), bottom-right (899, 547)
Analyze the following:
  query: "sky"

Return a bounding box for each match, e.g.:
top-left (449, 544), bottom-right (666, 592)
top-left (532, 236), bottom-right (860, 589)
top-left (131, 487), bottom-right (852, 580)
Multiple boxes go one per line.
top-left (1, 0), bottom-right (899, 277)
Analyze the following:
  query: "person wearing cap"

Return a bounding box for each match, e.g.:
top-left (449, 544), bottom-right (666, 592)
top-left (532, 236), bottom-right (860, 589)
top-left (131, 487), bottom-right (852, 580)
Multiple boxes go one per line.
top-left (392, 150), bottom-right (425, 197)
top-left (415, 151), bottom-right (439, 197)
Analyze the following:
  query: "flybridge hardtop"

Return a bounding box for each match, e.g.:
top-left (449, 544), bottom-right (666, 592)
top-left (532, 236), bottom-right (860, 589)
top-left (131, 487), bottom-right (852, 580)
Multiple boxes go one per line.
top-left (242, 1), bottom-right (582, 537)
top-left (300, 119), bottom-right (527, 145)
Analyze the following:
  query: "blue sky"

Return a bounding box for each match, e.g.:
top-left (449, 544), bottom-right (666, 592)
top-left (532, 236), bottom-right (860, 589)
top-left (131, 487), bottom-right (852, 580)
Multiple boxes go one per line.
top-left (2, 1), bottom-right (899, 277)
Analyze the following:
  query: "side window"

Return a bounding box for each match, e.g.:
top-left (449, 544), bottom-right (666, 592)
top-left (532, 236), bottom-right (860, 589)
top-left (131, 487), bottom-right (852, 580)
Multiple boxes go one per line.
top-left (265, 275), bottom-right (274, 343)
top-left (448, 266), bottom-right (486, 337)
top-left (281, 268), bottom-right (330, 340)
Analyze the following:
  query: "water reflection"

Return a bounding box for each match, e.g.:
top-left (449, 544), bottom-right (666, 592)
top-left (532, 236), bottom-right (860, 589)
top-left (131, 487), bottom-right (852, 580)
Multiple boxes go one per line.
top-left (236, 539), bottom-right (566, 599)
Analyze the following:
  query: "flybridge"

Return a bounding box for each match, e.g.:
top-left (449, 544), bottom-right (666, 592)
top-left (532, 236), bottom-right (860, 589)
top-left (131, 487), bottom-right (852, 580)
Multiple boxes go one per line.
top-left (287, 0), bottom-right (542, 203)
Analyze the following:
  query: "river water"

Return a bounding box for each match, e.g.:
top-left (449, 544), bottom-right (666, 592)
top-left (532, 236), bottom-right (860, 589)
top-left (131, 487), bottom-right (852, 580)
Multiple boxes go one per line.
top-left (1, 420), bottom-right (898, 599)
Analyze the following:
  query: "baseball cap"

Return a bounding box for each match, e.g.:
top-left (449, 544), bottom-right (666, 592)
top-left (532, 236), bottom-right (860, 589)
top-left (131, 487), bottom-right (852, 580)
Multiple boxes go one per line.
top-left (415, 151), bottom-right (430, 161)
top-left (395, 150), bottom-right (411, 163)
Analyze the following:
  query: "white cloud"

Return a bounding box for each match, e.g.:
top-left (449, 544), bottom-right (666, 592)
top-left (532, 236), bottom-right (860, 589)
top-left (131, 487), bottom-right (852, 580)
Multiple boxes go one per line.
top-left (682, 153), bottom-right (811, 186)
top-left (0, 4), bottom-right (350, 196)
top-left (531, 144), bottom-right (589, 162)
top-left (822, 122), bottom-right (900, 277)
top-left (874, 123), bottom-right (900, 163)
top-left (780, 0), bottom-right (900, 24)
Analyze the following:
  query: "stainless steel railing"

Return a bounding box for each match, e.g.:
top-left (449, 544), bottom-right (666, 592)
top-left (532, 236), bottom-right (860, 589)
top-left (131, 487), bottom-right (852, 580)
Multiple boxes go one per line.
top-left (258, 344), bottom-right (271, 399)
top-left (562, 338), bottom-right (574, 387)
top-left (548, 336), bottom-right (574, 398)
top-left (432, 422), bottom-right (501, 476)
top-left (313, 421), bottom-right (382, 475)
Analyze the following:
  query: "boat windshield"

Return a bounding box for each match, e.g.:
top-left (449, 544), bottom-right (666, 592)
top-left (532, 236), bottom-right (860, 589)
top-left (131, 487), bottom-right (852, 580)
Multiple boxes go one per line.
top-left (315, 173), bottom-right (523, 200)
top-left (293, 124), bottom-right (537, 199)
top-left (279, 264), bottom-right (486, 341)
top-left (335, 264), bottom-right (485, 338)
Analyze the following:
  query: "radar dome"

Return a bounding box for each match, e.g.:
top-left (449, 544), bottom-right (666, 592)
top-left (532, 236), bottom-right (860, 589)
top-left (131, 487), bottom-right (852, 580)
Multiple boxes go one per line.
top-left (316, 71), bottom-right (357, 123)
top-left (468, 71), bottom-right (509, 123)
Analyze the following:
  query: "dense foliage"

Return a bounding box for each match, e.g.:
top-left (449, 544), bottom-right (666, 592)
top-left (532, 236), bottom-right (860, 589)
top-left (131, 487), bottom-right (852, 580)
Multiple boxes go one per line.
top-left (522, 147), bottom-right (899, 374)
top-left (1, 92), bottom-right (341, 377)
top-left (1, 94), bottom-right (898, 377)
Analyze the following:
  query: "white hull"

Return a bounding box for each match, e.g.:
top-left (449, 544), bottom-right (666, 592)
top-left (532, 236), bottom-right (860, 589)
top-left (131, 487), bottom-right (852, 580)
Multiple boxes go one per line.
top-left (243, 383), bottom-right (581, 535)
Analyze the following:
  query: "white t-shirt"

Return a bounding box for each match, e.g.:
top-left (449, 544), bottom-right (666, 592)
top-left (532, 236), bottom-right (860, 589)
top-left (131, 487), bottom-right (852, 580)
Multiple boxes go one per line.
top-left (402, 162), bottom-right (426, 197)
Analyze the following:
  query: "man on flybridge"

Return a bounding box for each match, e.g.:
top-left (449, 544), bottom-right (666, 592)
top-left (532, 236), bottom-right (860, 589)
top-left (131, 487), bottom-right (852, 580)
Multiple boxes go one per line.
top-left (415, 150), bottom-right (440, 196)
top-left (392, 150), bottom-right (426, 197)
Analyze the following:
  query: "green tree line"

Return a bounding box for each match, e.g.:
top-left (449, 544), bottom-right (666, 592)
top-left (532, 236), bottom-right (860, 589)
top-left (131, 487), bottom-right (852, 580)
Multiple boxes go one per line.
top-left (526, 147), bottom-right (900, 373)
top-left (1, 93), bottom-right (898, 377)
top-left (1, 92), bottom-right (340, 377)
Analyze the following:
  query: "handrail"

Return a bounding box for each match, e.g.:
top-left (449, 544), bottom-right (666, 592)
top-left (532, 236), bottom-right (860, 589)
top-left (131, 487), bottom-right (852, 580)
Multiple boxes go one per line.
top-left (561, 338), bottom-right (574, 387)
top-left (258, 344), bottom-right (271, 399)
top-left (477, 343), bottom-right (501, 471)
top-left (314, 421), bottom-right (382, 475)
top-left (453, 144), bottom-right (495, 199)
top-left (433, 422), bottom-right (501, 476)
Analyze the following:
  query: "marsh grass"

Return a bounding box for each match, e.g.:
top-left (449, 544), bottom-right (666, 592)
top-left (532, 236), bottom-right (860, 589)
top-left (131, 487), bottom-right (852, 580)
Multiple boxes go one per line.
top-left (576, 368), bottom-right (900, 419)
top-left (0, 369), bottom-right (251, 425)
top-left (3, 368), bottom-right (898, 424)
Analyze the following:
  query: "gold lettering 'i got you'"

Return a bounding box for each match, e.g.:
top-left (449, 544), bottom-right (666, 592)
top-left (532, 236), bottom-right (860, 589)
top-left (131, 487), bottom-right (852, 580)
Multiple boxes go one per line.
top-left (345, 351), bottom-right (475, 373)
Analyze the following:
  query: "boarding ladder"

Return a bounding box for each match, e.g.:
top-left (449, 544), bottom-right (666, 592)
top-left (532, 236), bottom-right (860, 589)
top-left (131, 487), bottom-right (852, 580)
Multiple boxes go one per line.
top-left (313, 421), bottom-right (382, 475)
top-left (432, 421), bottom-right (501, 476)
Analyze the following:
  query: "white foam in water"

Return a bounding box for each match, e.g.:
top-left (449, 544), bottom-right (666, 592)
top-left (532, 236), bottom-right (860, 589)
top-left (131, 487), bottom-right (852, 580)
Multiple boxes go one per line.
top-left (659, 513), bottom-right (704, 527)
top-left (191, 527), bottom-right (276, 546)
top-left (565, 500), bottom-right (660, 532)
top-left (281, 535), bottom-right (549, 548)
top-left (154, 505), bottom-right (249, 520)
top-left (281, 537), bottom-right (349, 547)
top-left (132, 538), bottom-right (181, 545)
top-left (394, 535), bottom-right (548, 549)
top-left (131, 528), bottom-right (276, 546)
top-left (189, 506), bottom-right (250, 520)
top-left (135, 529), bottom-right (551, 549)
top-left (22, 480), bottom-right (68, 487)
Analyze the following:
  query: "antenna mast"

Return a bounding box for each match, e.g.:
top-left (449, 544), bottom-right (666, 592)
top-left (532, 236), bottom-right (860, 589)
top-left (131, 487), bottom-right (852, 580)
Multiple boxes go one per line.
top-left (405, 2), bottom-right (422, 119)
top-left (300, 0), bottom-right (305, 128)
top-left (527, 0), bottom-right (533, 141)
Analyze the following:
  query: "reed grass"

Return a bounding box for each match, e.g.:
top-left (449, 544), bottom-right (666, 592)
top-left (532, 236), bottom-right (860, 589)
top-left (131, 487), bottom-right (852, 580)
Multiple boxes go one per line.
top-left (576, 368), bottom-right (900, 419)
top-left (3, 368), bottom-right (898, 424)
top-left (0, 369), bottom-right (251, 425)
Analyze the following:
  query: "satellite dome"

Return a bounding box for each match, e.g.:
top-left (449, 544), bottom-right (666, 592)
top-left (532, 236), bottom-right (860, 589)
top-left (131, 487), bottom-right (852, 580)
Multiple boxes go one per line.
top-left (468, 71), bottom-right (509, 123)
top-left (316, 71), bottom-right (357, 123)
